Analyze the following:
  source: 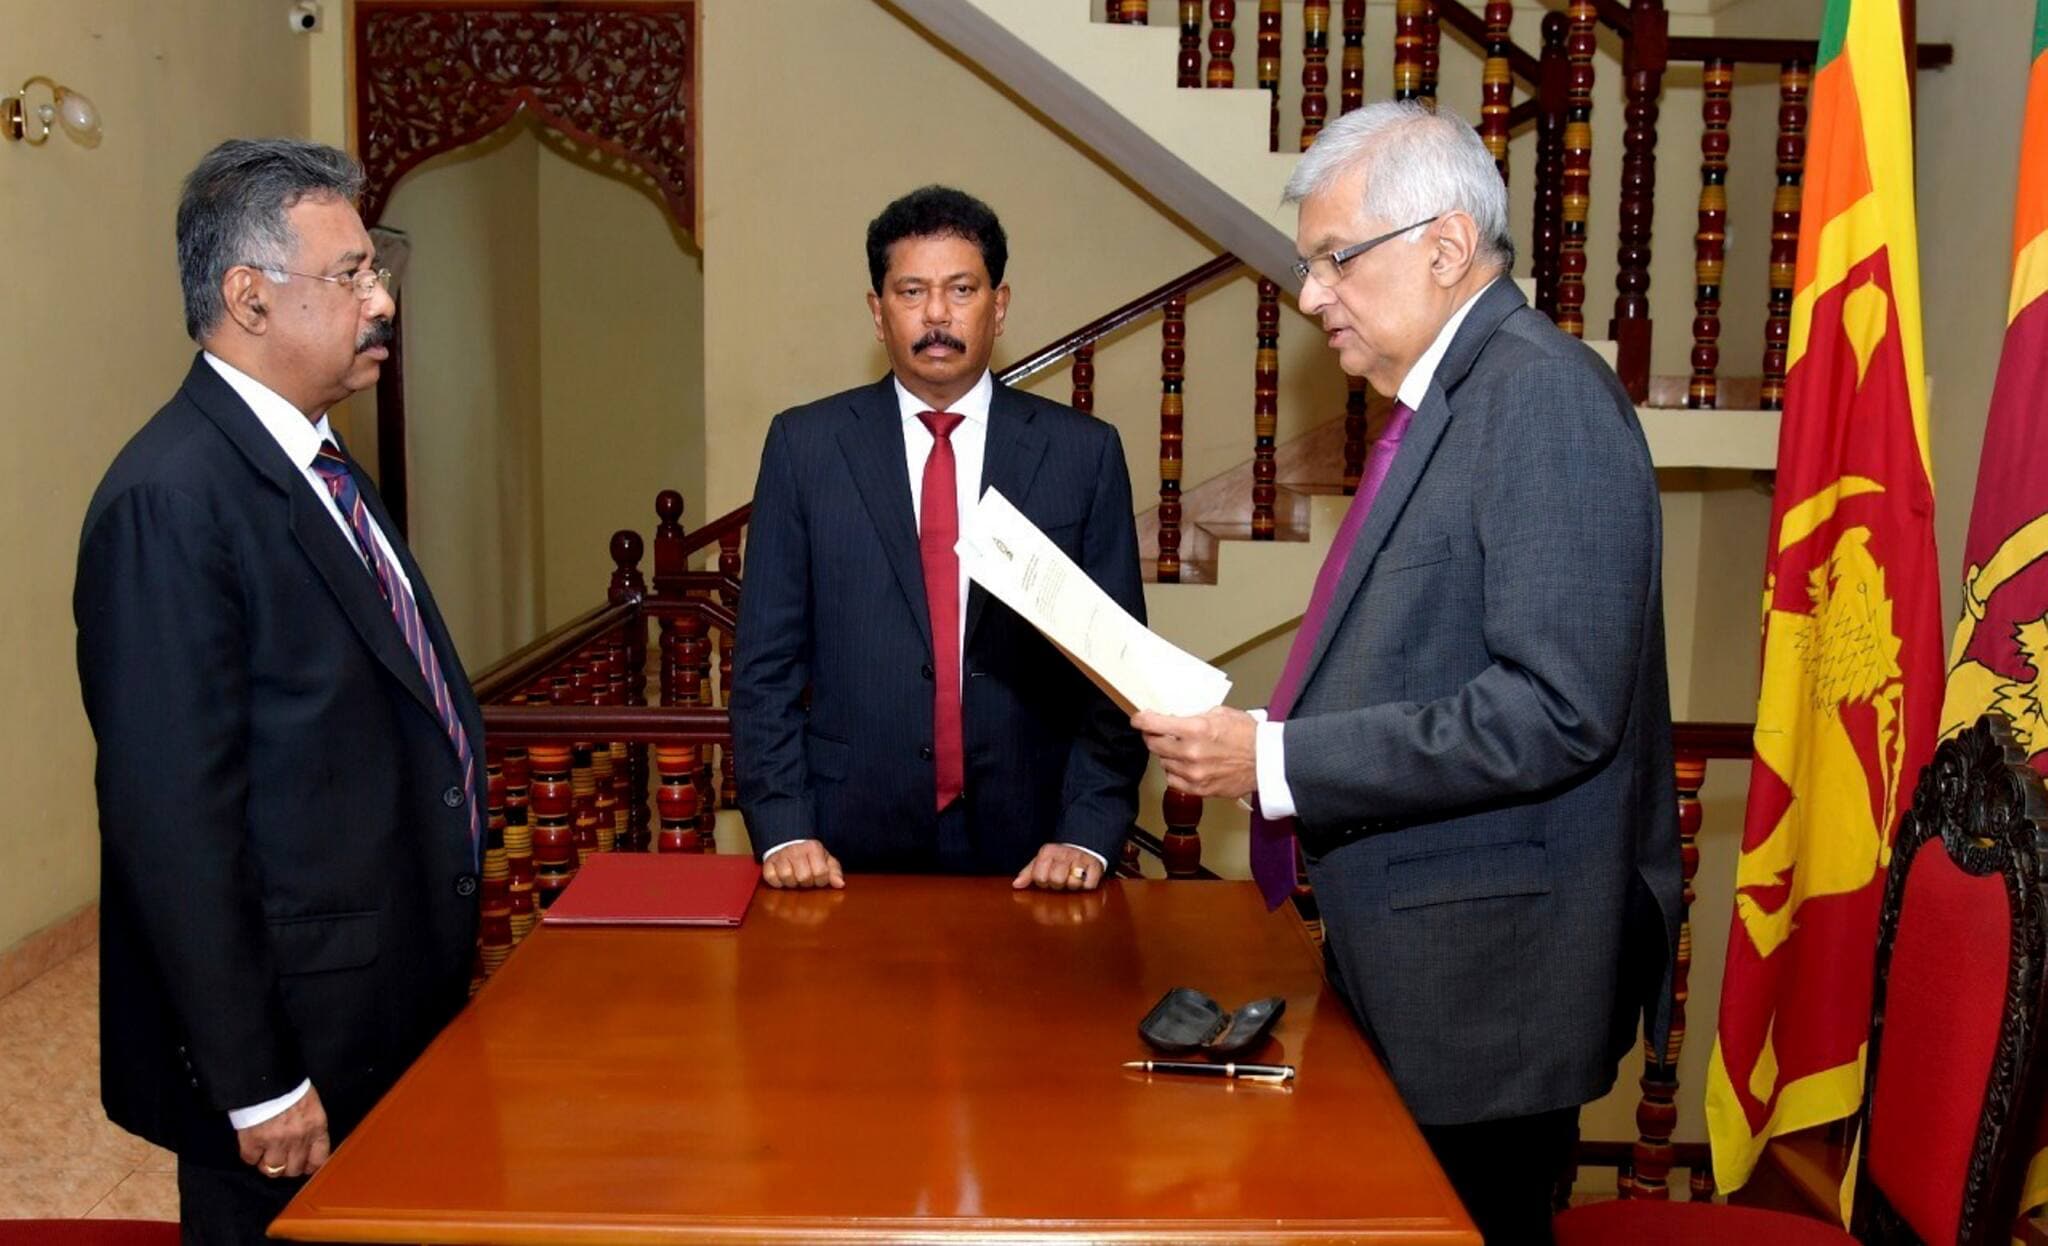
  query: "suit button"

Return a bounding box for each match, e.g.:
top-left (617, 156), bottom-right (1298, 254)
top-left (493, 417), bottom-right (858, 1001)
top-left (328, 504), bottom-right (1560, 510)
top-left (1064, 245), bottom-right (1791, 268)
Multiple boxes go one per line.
top-left (921, 663), bottom-right (934, 680)
top-left (443, 786), bottom-right (466, 808)
top-left (919, 745), bottom-right (934, 761)
top-left (454, 874), bottom-right (478, 898)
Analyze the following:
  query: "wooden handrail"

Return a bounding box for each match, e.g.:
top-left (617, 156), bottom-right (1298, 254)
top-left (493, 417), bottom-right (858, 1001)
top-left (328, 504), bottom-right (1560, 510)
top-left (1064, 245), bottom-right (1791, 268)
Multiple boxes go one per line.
top-left (1125, 827), bottom-right (1221, 880)
top-left (480, 703), bottom-right (730, 744)
top-left (674, 501), bottom-right (753, 563)
top-left (998, 253), bottom-right (1245, 386)
top-left (472, 600), bottom-right (637, 704)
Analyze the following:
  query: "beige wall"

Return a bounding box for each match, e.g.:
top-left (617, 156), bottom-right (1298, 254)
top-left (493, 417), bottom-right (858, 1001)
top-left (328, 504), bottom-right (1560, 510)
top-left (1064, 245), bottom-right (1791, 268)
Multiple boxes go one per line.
top-left (0, 4), bottom-right (310, 954)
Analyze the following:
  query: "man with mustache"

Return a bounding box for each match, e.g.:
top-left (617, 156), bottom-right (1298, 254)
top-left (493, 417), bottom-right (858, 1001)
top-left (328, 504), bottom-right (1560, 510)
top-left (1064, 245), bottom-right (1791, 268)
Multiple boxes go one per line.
top-left (75, 139), bottom-right (483, 1243)
top-left (732, 186), bottom-right (1147, 890)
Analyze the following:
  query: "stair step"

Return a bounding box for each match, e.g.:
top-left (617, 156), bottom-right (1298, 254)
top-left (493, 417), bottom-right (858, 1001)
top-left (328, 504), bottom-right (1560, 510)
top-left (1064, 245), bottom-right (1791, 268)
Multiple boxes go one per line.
top-left (1196, 520), bottom-right (1312, 544)
top-left (1145, 558), bottom-right (1217, 586)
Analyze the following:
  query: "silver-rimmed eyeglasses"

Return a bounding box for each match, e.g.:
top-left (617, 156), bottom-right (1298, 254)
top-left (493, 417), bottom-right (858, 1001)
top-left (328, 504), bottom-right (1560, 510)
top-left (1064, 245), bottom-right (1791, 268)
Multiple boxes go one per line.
top-left (1292, 215), bottom-right (1440, 286)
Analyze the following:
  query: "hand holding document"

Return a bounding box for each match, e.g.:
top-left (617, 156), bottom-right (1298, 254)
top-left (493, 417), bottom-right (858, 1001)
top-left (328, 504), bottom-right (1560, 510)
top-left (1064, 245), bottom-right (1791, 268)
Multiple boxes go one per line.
top-left (956, 488), bottom-right (1231, 716)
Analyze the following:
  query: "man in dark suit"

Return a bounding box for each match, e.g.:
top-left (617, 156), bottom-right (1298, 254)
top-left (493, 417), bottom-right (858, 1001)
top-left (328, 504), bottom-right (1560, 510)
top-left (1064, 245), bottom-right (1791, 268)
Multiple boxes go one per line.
top-left (732, 186), bottom-right (1147, 892)
top-left (1135, 104), bottom-right (1681, 1244)
top-left (74, 139), bottom-right (483, 1244)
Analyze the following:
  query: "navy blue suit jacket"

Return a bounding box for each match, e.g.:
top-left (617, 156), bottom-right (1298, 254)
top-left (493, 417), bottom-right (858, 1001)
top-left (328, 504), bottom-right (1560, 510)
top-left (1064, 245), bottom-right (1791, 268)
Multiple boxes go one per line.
top-left (731, 375), bottom-right (1148, 873)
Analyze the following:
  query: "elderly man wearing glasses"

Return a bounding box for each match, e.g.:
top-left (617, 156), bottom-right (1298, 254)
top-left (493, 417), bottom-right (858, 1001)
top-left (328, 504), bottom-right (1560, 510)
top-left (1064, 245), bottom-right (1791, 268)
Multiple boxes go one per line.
top-left (76, 138), bottom-right (482, 1244)
top-left (1134, 102), bottom-right (1682, 1246)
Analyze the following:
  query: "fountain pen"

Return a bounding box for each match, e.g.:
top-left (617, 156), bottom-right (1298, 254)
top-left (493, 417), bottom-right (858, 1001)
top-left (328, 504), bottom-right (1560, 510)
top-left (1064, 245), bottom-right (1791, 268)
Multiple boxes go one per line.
top-left (1123, 1059), bottom-right (1296, 1083)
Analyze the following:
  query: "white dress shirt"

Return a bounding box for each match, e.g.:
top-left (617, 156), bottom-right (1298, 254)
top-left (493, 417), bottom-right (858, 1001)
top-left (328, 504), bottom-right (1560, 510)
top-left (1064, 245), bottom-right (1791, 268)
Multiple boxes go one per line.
top-left (1253, 278), bottom-right (1495, 819)
top-left (203, 351), bottom-right (413, 1131)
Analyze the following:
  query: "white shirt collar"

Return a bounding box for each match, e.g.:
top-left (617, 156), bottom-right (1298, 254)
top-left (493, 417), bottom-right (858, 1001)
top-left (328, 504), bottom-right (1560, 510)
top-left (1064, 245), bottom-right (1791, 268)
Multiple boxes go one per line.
top-left (892, 369), bottom-right (994, 427)
top-left (1393, 276), bottom-right (1499, 412)
top-left (202, 352), bottom-right (336, 468)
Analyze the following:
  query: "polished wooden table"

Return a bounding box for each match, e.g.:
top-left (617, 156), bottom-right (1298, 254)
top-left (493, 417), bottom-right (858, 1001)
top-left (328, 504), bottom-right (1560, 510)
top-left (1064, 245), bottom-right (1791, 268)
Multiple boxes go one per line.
top-left (272, 876), bottom-right (1477, 1243)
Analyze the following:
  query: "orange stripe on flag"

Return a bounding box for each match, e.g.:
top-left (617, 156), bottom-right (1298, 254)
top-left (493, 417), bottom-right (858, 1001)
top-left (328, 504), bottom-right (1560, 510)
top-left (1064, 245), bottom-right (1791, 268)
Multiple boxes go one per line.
top-left (2018, 54), bottom-right (2048, 266)
top-left (1792, 55), bottom-right (1876, 298)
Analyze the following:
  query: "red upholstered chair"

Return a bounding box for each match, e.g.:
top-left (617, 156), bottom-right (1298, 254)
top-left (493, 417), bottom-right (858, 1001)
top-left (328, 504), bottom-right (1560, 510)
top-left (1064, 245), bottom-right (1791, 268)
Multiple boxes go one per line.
top-left (1557, 713), bottom-right (2048, 1245)
top-left (0, 1223), bottom-right (176, 1245)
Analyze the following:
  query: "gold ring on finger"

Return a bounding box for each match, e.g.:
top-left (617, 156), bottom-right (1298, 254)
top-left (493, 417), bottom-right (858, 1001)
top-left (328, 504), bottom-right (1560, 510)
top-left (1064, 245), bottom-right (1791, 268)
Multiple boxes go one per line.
top-left (263, 1163), bottom-right (286, 1176)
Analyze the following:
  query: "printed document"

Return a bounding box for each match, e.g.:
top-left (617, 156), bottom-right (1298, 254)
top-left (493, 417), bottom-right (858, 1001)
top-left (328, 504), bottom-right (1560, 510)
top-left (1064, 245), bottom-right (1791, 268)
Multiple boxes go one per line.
top-left (957, 488), bottom-right (1231, 716)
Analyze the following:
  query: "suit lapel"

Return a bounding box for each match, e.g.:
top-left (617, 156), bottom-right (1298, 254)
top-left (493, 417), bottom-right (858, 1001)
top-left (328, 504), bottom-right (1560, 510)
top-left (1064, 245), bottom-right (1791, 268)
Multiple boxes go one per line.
top-left (1296, 278), bottom-right (1527, 687)
top-left (964, 383), bottom-right (1046, 652)
top-left (835, 377), bottom-right (933, 652)
top-left (181, 358), bottom-right (439, 719)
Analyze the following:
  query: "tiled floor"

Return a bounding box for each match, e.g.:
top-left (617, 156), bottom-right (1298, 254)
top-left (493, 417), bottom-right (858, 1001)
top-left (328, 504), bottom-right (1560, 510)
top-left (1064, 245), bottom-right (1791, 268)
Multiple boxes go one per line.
top-left (0, 944), bottom-right (178, 1221)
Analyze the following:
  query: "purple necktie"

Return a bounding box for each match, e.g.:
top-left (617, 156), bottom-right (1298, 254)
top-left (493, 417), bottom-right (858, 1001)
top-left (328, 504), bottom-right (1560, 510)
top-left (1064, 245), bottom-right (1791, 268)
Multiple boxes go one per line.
top-left (1250, 401), bottom-right (1416, 910)
top-left (311, 442), bottom-right (480, 865)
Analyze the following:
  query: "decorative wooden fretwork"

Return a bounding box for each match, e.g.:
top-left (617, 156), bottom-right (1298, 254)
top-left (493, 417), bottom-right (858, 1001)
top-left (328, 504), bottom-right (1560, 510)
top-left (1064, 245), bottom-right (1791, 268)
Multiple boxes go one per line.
top-left (353, 1), bottom-right (696, 234)
top-left (1690, 59), bottom-right (1733, 409)
top-left (1299, 0), bottom-right (1329, 149)
top-left (1761, 59), bottom-right (1810, 411)
top-left (1207, 0), bottom-right (1236, 89)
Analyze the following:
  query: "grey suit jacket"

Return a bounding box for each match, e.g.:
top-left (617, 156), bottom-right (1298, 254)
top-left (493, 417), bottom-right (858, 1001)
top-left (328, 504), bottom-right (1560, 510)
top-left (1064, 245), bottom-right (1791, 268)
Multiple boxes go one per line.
top-left (1285, 278), bottom-right (1682, 1126)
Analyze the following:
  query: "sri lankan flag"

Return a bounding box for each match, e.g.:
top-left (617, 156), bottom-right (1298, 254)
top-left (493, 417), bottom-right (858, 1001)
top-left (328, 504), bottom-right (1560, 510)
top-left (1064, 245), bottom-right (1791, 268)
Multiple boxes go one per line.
top-left (1938, 0), bottom-right (2048, 1216)
top-left (1704, 0), bottom-right (1943, 1194)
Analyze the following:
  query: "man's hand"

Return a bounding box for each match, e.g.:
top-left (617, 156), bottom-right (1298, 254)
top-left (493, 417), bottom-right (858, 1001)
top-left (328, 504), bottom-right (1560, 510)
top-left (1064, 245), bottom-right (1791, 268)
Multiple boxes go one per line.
top-left (762, 839), bottom-right (846, 889)
top-left (237, 1084), bottom-right (330, 1179)
top-left (1133, 707), bottom-right (1260, 801)
top-left (1014, 843), bottom-right (1105, 891)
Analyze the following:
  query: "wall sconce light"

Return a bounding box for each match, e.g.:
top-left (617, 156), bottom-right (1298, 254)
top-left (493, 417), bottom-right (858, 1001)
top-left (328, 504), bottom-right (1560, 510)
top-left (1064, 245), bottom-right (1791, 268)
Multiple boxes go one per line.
top-left (4, 77), bottom-right (102, 147)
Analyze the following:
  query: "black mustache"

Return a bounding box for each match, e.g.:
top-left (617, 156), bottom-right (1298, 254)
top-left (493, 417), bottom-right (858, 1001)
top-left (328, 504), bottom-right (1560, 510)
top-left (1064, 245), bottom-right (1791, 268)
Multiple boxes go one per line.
top-left (357, 318), bottom-right (395, 352)
top-left (913, 331), bottom-right (966, 354)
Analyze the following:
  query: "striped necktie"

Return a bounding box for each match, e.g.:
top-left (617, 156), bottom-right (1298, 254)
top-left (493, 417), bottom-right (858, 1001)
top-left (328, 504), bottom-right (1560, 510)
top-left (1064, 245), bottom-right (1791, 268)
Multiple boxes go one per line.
top-left (310, 442), bottom-right (479, 862)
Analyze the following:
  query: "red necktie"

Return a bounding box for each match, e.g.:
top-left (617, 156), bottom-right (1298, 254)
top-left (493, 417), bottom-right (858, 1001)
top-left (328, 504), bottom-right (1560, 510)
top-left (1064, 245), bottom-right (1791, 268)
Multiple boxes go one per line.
top-left (918, 411), bottom-right (967, 811)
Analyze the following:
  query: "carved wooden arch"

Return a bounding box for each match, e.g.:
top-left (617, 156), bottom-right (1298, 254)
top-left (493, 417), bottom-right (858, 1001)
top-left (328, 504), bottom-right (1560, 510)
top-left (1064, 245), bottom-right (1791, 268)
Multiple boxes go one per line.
top-left (350, 0), bottom-right (697, 533)
top-left (354, 0), bottom-right (697, 235)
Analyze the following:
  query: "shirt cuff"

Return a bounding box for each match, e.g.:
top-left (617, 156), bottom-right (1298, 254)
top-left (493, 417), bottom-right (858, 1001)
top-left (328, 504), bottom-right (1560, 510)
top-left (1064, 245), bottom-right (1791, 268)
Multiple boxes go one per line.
top-left (228, 1079), bottom-right (311, 1131)
top-left (1063, 844), bottom-right (1107, 868)
top-left (1254, 717), bottom-right (1298, 820)
top-left (761, 838), bottom-right (809, 861)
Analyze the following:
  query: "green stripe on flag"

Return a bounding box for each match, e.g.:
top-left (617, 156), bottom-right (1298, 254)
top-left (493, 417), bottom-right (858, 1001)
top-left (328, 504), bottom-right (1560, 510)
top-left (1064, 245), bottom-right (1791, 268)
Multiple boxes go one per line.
top-left (1817, 0), bottom-right (1851, 68)
top-left (2035, 0), bottom-right (2047, 61)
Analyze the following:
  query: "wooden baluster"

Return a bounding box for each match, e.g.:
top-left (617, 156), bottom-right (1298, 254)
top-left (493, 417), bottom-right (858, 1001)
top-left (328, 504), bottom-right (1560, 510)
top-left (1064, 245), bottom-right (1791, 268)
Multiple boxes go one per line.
top-left (1156, 294), bottom-right (1186, 584)
top-left (1107, 0), bottom-right (1119, 21)
top-left (478, 755), bottom-right (511, 981)
top-left (1339, 0), bottom-right (1367, 495)
top-left (1258, 0), bottom-right (1282, 151)
top-left (1119, 836), bottom-right (1143, 879)
top-left (1300, 0), bottom-right (1329, 149)
top-left (1161, 789), bottom-right (1204, 878)
top-left (1120, 0), bottom-right (1149, 23)
top-left (1179, 1), bottom-right (1202, 87)
top-left (610, 531), bottom-right (651, 850)
top-left (604, 628), bottom-right (631, 850)
top-left (1252, 279), bottom-right (1279, 540)
top-left (1534, 13), bottom-right (1568, 320)
top-left (655, 744), bottom-right (700, 853)
top-left (1761, 60), bottom-right (1810, 411)
top-left (719, 530), bottom-right (742, 821)
top-left (1627, 752), bottom-right (1710, 1198)
top-left (1610, 0), bottom-right (1666, 402)
top-left (1393, 0), bottom-right (1423, 100)
top-left (1340, 0), bottom-right (1364, 115)
top-left (503, 740), bottom-right (536, 941)
top-left (1419, 0), bottom-right (1441, 105)
top-left (587, 652), bottom-right (619, 854)
top-left (529, 743), bottom-right (577, 909)
top-left (670, 611), bottom-right (713, 849)
top-left (654, 491), bottom-right (686, 710)
top-left (1558, 0), bottom-right (1597, 338)
top-left (569, 666), bottom-right (602, 864)
top-left (1206, 1), bottom-right (1235, 88)
top-left (1481, 1), bottom-right (1514, 179)
top-left (1691, 59), bottom-right (1733, 410)
top-left (1071, 340), bottom-right (1095, 414)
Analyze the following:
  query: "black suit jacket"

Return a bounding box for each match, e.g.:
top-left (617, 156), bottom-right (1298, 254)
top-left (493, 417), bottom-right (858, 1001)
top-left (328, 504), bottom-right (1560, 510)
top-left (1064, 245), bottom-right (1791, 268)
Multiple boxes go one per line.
top-left (74, 355), bottom-right (483, 1163)
top-left (731, 375), bottom-right (1148, 873)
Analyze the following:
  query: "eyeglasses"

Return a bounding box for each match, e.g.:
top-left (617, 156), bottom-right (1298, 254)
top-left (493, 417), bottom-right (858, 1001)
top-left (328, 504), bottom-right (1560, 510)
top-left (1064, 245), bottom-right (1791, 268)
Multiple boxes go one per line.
top-left (256, 266), bottom-right (395, 301)
top-left (1292, 215), bottom-right (1440, 286)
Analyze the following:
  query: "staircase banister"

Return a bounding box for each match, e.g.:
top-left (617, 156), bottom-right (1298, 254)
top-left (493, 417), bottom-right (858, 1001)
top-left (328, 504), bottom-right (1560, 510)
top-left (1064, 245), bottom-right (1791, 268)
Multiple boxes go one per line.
top-left (1432, 1), bottom-right (1543, 89)
top-left (480, 703), bottom-right (731, 745)
top-left (1665, 34), bottom-right (1951, 67)
top-left (646, 592), bottom-right (740, 635)
top-left (998, 253), bottom-right (1246, 386)
top-left (472, 600), bottom-right (638, 704)
top-left (672, 504), bottom-right (754, 563)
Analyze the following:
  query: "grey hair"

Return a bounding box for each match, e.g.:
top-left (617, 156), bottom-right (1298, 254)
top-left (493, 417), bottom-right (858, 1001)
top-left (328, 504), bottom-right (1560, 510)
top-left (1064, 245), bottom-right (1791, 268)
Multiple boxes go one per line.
top-left (1283, 101), bottom-right (1514, 271)
top-left (176, 138), bottom-right (366, 340)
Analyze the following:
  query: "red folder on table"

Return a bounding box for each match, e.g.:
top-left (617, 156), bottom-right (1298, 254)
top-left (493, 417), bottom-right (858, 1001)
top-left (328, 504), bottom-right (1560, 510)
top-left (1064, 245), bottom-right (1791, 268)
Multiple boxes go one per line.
top-left (542, 852), bottom-right (760, 926)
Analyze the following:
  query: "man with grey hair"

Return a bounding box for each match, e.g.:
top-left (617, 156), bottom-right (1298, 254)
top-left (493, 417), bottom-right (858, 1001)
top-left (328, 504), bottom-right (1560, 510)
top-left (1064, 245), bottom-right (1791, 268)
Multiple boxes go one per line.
top-left (75, 138), bottom-right (482, 1243)
top-left (1136, 102), bottom-right (1680, 1243)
